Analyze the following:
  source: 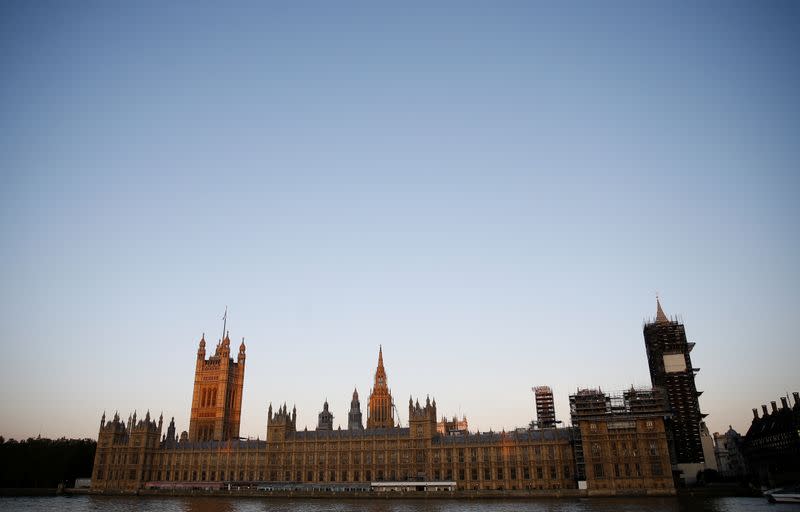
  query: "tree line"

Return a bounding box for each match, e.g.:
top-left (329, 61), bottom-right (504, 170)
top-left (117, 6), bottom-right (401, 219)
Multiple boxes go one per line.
top-left (0, 436), bottom-right (96, 488)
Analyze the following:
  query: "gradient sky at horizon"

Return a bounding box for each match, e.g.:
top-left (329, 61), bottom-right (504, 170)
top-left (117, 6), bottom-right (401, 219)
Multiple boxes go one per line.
top-left (1, 1), bottom-right (798, 441)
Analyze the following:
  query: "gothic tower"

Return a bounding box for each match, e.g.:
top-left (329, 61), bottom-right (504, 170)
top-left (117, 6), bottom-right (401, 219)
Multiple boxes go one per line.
top-left (409, 395), bottom-right (437, 439)
top-left (643, 297), bottom-right (706, 465)
top-left (348, 388), bottom-right (364, 430)
top-left (367, 346), bottom-right (395, 429)
top-left (317, 399), bottom-right (334, 430)
top-left (266, 403), bottom-right (296, 442)
top-left (188, 332), bottom-right (246, 442)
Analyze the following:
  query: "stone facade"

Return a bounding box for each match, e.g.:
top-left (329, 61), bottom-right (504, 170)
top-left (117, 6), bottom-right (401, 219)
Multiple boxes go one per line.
top-left (90, 321), bottom-right (676, 495)
top-left (570, 388), bottom-right (675, 494)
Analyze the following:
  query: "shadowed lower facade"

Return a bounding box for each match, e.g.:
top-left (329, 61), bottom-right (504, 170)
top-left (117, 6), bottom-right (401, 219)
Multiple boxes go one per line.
top-left (91, 328), bottom-right (675, 495)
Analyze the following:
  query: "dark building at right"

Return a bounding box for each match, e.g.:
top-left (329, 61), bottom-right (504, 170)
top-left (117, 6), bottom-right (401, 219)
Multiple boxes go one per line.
top-left (742, 393), bottom-right (800, 487)
top-left (642, 298), bottom-right (710, 481)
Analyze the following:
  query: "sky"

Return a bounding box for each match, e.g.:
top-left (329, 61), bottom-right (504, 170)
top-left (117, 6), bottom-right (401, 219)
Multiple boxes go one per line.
top-left (0, 1), bottom-right (798, 441)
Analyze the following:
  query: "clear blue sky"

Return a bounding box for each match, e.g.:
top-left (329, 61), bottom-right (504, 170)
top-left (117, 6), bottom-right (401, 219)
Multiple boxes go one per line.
top-left (1, 1), bottom-right (798, 440)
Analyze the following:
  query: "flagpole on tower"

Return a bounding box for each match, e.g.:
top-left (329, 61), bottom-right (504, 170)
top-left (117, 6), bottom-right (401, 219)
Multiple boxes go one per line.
top-left (222, 306), bottom-right (228, 341)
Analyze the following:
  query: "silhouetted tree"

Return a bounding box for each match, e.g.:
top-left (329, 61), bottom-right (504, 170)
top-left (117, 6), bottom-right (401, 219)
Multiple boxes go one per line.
top-left (0, 437), bottom-right (96, 488)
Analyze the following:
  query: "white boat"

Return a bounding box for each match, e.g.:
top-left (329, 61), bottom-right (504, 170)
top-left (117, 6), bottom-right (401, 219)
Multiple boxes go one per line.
top-left (765, 485), bottom-right (800, 503)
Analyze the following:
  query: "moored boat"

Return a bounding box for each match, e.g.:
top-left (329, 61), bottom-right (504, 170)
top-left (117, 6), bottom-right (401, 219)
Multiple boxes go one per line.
top-left (765, 485), bottom-right (800, 503)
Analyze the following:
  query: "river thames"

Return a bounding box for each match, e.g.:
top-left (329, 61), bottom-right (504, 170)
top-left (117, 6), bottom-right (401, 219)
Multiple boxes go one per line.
top-left (1, 496), bottom-right (799, 512)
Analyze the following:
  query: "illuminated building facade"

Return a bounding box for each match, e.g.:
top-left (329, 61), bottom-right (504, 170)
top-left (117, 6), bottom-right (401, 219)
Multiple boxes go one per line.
top-left (91, 320), bottom-right (676, 495)
top-left (188, 332), bottom-right (245, 442)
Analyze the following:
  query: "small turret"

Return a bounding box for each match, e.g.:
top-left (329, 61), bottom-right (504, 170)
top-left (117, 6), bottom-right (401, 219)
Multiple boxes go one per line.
top-left (198, 333), bottom-right (206, 359)
top-left (238, 337), bottom-right (246, 363)
top-left (165, 417), bottom-right (177, 448)
top-left (267, 400), bottom-right (296, 442)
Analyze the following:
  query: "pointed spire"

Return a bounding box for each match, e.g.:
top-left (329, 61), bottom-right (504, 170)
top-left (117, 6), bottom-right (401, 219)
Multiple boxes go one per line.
top-left (656, 295), bottom-right (669, 323)
top-left (378, 344), bottom-right (383, 368)
top-left (198, 333), bottom-right (206, 358)
top-left (239, 337), bottom-right (246, 352)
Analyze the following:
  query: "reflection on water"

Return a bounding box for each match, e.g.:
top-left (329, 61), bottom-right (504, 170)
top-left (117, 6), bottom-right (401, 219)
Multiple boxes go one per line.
top-left (0, 496), bottom-right (799, 512)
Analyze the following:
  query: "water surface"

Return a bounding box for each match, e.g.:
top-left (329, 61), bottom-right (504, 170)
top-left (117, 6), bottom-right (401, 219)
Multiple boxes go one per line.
top-left (1, 496), bottom-right (798, 512)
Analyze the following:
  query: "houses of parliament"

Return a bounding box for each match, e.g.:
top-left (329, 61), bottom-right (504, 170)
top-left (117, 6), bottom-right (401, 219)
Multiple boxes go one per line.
top-left (90, 301), bottom-right (694, 496)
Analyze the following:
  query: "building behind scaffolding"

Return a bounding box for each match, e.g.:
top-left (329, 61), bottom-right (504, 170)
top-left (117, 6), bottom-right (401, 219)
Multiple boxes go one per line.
top-left (569, 387), bottom-right (674, 494)
top-left (643, 297), bottom-right (708, 482)
top-left (533, 386), bottom-right (557, 429)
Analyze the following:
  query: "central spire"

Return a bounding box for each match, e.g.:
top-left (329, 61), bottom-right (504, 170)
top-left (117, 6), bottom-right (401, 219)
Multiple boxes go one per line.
top-left (374, 345), bottom-right (387, 387)
top-left (655, 296), bottom-right (669, 323)
top-left (367, 345), bottom-right (394, 429)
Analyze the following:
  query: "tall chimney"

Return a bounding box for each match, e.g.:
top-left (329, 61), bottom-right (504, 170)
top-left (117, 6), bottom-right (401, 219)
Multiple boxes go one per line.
top-left (762, 405), bottom-right (769, 416)
top-left (752, 408), bottom-right (759, 419)
top-left (781, 397), bottom-right (789, 409)
top-left (771, 401), bottom-right (778, 414)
